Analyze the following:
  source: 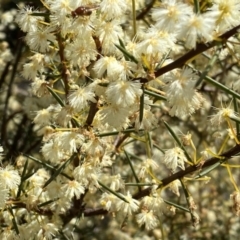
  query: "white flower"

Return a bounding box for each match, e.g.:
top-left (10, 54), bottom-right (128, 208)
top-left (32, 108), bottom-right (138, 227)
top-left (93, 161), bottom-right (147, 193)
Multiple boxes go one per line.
top-left (1, 10), bottom-right (15, 26)
top-left (28, 169), bottom-right (50, 188)
top-left (68, 86), bottom-right (96, 112)
top-left (66, 34), bottom-right (97, 68)
top-left (55, 106), bottom-right (73, 127)
top-left (138, 158), bottom-right (159, 179)
top-left (169, 180), bottom-right (181, 196)
top-left (141, 195), bottom-right (164, 212)
top-left (93, 56), bottom-right (124, 80)
top-left (163, 147), bottom-right (188, 171)
top-left (106, 80), bottom-right (142, 107)
top-left (31, 77), bottom-right (49, 97)
top-left (42, 139), bottom-right (65, 163)
top-left (100, 192), bottom-right (118, 211)
top-left (25, 26), bottom-right (56, 53)
top-left (178, 12), bottom-right (217, 49)
top-left (48, 0), bottom-right (81, 17)
top-left (211, 0), bottom-right (240, 32)
top-left (61, 180), bottom-right (85, 200)
top-left (94, 57), bottom-right (137, 81)
top-left (95, 19), bottom-right (124, 55)
top-left (0, 165), bottom-right (21, 190)
top-left (210, 106), bottom-right (238, 125)
top-left (33, 109), bottom-right (52, 126)
top-left (82, 137), bottom-right (105, 157)
top-left (136, 210), bottom-right (159, 230)
top-left (50, 13), bottom-right (72, 37)
top-left (56, 132), bottom-right (84, 154)
top-left (16, 6), bottom-right (43, 32)
top-left (73, 164), bottom-right (101, 188)
top-left (100, 0), bottom-right (128, 20)
top-left (52, 196), bottom-right (72, 213)
top-left (109, 174), bottom-right (125, 191)
top-left (22, 54), bottom-right (44, 80)
top-left (136, 27), bottom-right (176, 60)
top-left (36, 218), bottom-right (59, 240)
top-left (116, 191), bottom-right (139, 215)
top-left (165, 68), bottom-right (204, 118)
top-left (69, 14), bottom-right (95, 35)
top-left (22, 62), bottom-right (38, 80)
top-left (152, 0), bottom-right (192, 32)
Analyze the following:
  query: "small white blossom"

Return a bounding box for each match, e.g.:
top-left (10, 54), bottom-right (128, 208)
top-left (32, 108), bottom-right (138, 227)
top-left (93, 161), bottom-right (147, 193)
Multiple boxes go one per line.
top-left (66, 34), bottom-right (97, 68)
top-left (165, 68), bottom-right (204, 118)
top-left (210, 106), bottom-right (238, 125)
top-left (33, 109), bottom-right (52, 126)
top-left (31, 77), bottom-right (49, 97)
top-left (100, 192), bottom-right (118, 211)
top-left (163, 147), bottom-right (188, 171)
top-left (95, 19), bottom-right (124, 55)
top-left (48, 0), bottom-right (80, 17)
top-left (68, 86), bottom-right (96, 112)
top-left (136, 27), bottom-right (176, 61)
top-left (28, 169), bottom-right (50, 188)
top-left (36, 218), bottom-right (60, 240)
top-left (100, 0), bottom-right (128, 20)
top-left (106, 80), bottom-right (142, 107)
top-left (73, 164), bottom-right (101, 188)
top-left (136, 210), bottom-right (159, 230)
top-left (25, 26), bottom-right (56, 53)
top-left (55, 106), bottom-right (73, 127)
top-left (152, 0), bottom-right (192, 32)
top-left (116, 191), bottom-right (139, 215)
top-left (211, 0), bottom-right (240, 32)
top-left (82, 137), bottom-right (106, 158)
top-left (139, 158), bottom-right (159, 179)
top-left (61, 180), bottom-right (85, 200)
top-left (42, 139), bottom-right (65, 164)
top-left (178, 12), bottom-right (217, 49)
top-left (56, 132), bottom-right (84, 154)
top-left (141, 195), bottom-right (164, 212)
top-left (15, 6), bottom-right (43, 32)
top-left (93, 56), bottom-right (124, 80)
top-left (109, 174), bottom-right (125, 191)
top-left (22, 54), bottom-right (44, 80)
top-left (22, 60), bottom-right (37, 77)
top-left (169, 180), bottom-right (181, 196)
top-left (0, 165), bottom-right (21, 190)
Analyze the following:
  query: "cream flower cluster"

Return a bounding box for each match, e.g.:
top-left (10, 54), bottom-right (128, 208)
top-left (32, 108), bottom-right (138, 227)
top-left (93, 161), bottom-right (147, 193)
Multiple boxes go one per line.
top-left (0, 0), bottom-right (239, 238)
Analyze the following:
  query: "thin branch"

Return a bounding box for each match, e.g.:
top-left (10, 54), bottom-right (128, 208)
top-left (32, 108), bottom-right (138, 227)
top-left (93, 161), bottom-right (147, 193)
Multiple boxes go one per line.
top-left (133, 144), bottom-right (240, 199)
top-left (57, 33), bottom-right (69, 96)
top-left (154, 24), bottom-right (240, 78)
top-left (84, 144), bottom-right (240, 216)
top-left (1, 35), bottom-right (23, 148)
top-left (134, 24), bottom-right (240, 84)
top-left (85, 97), bottom-right (99, 127)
